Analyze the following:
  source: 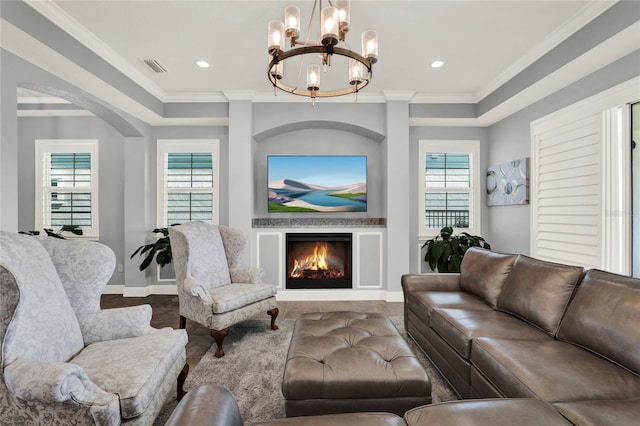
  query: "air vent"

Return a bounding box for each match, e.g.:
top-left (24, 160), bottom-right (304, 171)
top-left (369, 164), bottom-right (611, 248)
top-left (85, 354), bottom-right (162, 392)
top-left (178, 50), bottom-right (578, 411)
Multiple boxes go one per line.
top-left (143, 59), bottom-right (167, 73)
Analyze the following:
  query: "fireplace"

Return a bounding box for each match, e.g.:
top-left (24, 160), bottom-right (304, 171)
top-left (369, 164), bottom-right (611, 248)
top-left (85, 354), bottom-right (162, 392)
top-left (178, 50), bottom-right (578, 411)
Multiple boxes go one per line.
top-left (285, 233), bottom-right (352, 289)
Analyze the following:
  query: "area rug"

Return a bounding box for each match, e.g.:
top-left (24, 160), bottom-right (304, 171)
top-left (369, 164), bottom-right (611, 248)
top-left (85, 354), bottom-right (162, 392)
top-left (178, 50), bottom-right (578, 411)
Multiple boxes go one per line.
top-left (154, 317), bottom-right (458, 424)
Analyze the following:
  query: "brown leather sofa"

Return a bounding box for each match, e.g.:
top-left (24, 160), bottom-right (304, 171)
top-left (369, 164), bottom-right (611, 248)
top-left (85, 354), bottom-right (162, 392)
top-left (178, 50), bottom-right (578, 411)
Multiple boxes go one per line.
top-left (403, 247), bottom-right (640, 424)
top-left (165, 383), bottom-right (574, 425)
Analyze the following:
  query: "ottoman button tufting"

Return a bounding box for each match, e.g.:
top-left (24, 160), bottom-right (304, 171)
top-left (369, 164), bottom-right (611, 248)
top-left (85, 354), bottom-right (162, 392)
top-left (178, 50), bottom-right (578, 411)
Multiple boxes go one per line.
top-left (282, 311), bottom-right (432, 417)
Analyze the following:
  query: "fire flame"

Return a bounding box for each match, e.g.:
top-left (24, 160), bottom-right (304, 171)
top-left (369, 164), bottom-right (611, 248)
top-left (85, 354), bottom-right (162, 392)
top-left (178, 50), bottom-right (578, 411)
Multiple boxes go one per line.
top-left (290, 242), bottom-right (329, 278)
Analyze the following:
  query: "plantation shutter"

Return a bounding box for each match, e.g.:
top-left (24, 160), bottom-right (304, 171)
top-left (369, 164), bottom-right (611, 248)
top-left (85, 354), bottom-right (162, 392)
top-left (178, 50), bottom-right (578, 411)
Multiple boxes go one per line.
top-left (47, 152), bottom-right (93, 227)
top-left (164, 152), bottom-right (214, 225)
top-left (531, 113), bottom-right (603, 269)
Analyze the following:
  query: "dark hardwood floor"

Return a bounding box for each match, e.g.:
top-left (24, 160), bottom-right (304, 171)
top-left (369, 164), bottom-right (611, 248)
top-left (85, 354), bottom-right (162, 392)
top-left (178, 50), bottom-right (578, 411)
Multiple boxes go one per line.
top-left (101, 295), bottom-right (403, 371)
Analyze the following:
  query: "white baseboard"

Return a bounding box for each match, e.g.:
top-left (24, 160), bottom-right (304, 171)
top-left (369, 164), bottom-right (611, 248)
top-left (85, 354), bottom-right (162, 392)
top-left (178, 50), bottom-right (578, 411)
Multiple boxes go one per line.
top-left (103, 284), bottom-right (177, 296)
top-left (276, 289), bottom-right (403, 302)
top-left (385, 291), bottom-right (404, 303)
top-left (105, 285), bottom-right (402, 302)
top-left (103, 285), bottom-right (125, 295)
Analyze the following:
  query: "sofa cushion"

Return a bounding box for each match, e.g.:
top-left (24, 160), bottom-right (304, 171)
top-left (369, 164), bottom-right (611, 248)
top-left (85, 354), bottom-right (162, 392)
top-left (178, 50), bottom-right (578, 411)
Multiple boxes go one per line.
top-left (0, 232), bottom-right (84, 365)
top-left (552, 399), bottom-right (640, 426)
top-left (404, 399), bottom-right (571, 426)
top-left (209, 283), bottom-right (277, 314)
top-left (71, 329), bottom-right (188, 419)
top-left (430, 309), bottom-right (551, 359)
top-left (496, 255), bottom-right (584, 336)
top-left (470, 337), bottom-right (640, 402)
top-left (556, 269), bottom-right (640, 375)
top-left (407, 291), bottom-right (492, 326)
top-left (460, 248), bottom-right (517, 309)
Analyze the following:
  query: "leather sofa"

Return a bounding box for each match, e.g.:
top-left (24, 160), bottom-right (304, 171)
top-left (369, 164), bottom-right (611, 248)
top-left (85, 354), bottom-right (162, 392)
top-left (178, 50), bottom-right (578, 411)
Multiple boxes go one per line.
top-left (165, 384), bottom-right (574, 425)
top-left (402, 247), bottom-right (640, 424)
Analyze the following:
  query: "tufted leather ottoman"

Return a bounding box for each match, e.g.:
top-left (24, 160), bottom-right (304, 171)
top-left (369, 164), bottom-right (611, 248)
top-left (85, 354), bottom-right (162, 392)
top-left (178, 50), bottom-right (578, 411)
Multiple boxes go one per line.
top-left (282, 312), bottom-right (432, 417)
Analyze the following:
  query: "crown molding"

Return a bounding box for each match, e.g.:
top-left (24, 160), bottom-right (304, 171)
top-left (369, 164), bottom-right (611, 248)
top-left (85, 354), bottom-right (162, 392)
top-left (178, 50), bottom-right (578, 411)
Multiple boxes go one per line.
top-left (162, 92), bottom-right (229, 103)
top-left (24, 0), bottom-right (168, 101)
top-left (252, 91), bottom-right (387, 103)
top-left (17, 110), bottom-right (95, 118)
top-left (473, 0), bottom-right (618, 102)
top-left (222, 90), bottom-right (256, 101)
top-left (410, 93), bottom-right (476, 104)
top-left (383, 91), bottom-right (416, 101)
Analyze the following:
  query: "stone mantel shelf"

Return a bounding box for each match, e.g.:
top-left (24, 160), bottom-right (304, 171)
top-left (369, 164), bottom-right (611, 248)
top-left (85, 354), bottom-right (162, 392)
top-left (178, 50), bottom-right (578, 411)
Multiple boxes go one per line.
top-left (252, 218), bottom-right (386, 228)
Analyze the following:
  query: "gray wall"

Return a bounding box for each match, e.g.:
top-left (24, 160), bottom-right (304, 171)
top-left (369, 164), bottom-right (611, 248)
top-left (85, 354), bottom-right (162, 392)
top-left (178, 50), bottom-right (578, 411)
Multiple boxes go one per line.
top-left (17, 116), bottom-right (126, 285)
top-left (408, 126), bottom-right (490, 272)
top-left (487, 50), bottom-right (640, 255)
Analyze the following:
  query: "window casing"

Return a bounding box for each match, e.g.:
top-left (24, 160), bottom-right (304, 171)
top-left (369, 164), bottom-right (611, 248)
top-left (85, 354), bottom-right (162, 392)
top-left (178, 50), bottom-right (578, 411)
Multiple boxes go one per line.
top-left (35, 139), bottom-right (99, 238)
top-left (157, 140), bottom-right (220, 227)
top-left (418, 140), bottom-right (481, 239)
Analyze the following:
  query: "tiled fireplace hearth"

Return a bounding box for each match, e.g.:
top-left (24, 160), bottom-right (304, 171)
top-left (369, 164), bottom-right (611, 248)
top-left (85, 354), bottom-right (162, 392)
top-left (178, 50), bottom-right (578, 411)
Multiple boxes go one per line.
top-left (252, 218), bottom-right (386, 300)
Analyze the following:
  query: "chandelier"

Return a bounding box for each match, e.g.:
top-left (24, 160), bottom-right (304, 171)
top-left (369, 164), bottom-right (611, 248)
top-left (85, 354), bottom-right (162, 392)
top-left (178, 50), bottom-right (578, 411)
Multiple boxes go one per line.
top-left (267, 0), bottom-right (378, 103)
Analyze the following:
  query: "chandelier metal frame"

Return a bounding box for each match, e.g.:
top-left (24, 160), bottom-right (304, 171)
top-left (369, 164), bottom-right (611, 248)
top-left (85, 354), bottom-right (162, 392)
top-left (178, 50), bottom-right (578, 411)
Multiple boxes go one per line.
top-left (267, 0), bottom-right (377, 100)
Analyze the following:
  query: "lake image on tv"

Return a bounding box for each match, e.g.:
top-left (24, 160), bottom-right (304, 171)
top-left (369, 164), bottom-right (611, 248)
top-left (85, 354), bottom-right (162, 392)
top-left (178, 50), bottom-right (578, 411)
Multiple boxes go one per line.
top-left (268, 156), bottom-right (367, 213)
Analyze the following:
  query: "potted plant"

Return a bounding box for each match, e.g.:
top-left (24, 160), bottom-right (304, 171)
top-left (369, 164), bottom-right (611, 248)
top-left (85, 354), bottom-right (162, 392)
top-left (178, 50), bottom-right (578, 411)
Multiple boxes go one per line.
top-left (130, 227), bottom-right (173, 271)
top-left (19, 225), bottom-right (83, 239)
top-left (423, 226), bottom-right (491, 273)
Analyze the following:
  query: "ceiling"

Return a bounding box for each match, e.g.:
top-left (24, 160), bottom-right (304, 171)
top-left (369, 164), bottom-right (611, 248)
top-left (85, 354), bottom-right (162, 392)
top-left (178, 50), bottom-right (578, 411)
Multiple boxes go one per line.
top-left (20, 0), bottom-right (616, 104)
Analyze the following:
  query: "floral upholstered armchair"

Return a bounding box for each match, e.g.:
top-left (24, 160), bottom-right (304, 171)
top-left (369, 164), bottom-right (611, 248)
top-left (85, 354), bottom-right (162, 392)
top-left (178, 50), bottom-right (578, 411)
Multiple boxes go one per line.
top-left (169, 221), bottom-right (278, 358)
top-left (0, 232), bottom-right (188, 425)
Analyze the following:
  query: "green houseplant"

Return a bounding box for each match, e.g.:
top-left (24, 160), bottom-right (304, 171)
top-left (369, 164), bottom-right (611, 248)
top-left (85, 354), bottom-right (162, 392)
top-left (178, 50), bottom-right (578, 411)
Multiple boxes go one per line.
top-left (19, 225), bottom-right (83, 239)
top-left (423, 226), bottom-right (491, 273)
top-left (130, 227), bottom-right (173, 271)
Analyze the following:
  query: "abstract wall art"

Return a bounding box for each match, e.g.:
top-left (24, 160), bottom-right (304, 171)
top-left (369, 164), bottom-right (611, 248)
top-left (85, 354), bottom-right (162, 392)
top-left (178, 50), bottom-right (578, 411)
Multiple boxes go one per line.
top-left (486, 158), bottom-right (529, 206)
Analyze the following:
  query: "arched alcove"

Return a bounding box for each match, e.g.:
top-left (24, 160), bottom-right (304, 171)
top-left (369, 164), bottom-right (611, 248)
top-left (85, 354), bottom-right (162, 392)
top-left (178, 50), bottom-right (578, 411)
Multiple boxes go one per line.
top-left (253, 121), bottom-right (386, 218)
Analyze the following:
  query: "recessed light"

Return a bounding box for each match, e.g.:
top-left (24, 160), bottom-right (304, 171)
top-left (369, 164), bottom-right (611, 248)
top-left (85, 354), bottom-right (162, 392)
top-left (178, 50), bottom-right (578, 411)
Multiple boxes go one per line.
top-left (430, 60), bottom-right (444, 69)
top-left (194, 59), bottom-right (210, 68)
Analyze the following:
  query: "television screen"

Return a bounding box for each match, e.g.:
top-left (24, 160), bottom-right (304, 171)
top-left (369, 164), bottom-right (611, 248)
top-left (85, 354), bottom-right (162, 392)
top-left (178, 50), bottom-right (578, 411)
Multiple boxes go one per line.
top-left (268, 155), bottom-right (367, 212)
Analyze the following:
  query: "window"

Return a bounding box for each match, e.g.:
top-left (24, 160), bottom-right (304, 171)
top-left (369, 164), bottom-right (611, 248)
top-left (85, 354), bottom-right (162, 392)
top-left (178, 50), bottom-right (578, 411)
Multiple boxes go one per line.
top-left (35, 139), bottom-right (99, 237)
top-left (157, 140), bottom-right (219, 227)
top-left (418, 140), bottom-right (481, 238)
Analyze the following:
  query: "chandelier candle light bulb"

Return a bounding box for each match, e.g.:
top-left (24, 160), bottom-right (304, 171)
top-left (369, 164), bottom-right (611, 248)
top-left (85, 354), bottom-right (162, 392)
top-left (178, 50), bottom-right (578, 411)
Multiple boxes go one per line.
top-left (267, 0), bottom-right (378, 101)
top-left (321, 6), bottom-right (339, 45)
top-left (362, 30), bottom-right (378, 63)
top-left (284, 6), bottom-right (300, 40)
top-left (336, 0), bottom-right (350, 35)
top-left (268, 20), bottom-right (284, 54)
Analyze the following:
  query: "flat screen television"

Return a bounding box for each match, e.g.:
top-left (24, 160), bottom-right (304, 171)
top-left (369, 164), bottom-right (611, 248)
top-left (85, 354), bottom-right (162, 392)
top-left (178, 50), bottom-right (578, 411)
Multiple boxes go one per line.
top-left (268, 155), bottom-right (367, 213)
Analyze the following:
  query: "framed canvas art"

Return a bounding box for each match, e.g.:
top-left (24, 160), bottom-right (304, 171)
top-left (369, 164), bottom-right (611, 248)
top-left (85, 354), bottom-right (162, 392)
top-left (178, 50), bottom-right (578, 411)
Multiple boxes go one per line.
top-left (267, 155), bottom-right (367, 213)
top-left (487, 158), bottom-right (529, 206)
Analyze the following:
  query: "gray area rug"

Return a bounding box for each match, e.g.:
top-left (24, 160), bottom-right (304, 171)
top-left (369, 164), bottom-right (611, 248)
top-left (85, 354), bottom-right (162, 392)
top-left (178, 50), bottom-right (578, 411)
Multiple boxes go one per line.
top-left (154, 317), bottom-right (457, 424)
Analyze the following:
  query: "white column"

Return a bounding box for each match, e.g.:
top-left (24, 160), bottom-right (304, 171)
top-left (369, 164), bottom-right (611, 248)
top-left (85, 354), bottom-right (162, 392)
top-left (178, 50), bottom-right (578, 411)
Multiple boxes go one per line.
top-left (384, 91), bottom-right (414, 299)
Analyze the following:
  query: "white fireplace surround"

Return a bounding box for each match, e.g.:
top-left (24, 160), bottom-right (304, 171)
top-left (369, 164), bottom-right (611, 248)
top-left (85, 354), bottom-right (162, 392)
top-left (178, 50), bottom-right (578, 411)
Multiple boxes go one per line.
top-left (253, 225), bottom-right (389, 301)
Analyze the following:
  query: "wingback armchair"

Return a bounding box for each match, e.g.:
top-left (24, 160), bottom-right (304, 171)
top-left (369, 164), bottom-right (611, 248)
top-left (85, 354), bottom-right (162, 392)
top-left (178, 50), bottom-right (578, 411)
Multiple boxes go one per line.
top-left (0, 232), bottom-right (188, 425)
top-left (169, 221), bottom-right (278, 358)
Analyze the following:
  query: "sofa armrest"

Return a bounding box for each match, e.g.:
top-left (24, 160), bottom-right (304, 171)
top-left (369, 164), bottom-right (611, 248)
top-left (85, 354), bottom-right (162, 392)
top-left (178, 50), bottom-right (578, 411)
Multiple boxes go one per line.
top-left (402, 273), bottom-right (462, 294)
top-left (230, 267), bottom-right (265, 284)
top-left (78, 305), bottom-right (157, 344)
top-left (165, 384), bottom-right (242, 426)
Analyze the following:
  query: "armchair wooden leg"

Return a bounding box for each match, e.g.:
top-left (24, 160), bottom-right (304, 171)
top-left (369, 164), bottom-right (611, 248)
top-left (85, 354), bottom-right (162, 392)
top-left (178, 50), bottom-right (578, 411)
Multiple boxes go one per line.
top-left (267, 307), bottom-right (279, 330)
top-left (179, 315), bottom-right (187, 329)
top-left (210, 328), bottom-right (230, 358)
top-left (177, 363), bottom-right (189, 401)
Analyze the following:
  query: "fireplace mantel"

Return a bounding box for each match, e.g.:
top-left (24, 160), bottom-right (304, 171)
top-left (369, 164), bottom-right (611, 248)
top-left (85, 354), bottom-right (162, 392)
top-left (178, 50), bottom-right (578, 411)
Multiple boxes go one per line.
top-left (252, 218), bottom-right (386, 228)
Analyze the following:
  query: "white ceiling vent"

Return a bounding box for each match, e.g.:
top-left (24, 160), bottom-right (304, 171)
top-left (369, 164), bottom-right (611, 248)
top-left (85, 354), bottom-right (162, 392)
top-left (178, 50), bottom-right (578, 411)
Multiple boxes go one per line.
top-left (143, 59), bottom-right (167, 73)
